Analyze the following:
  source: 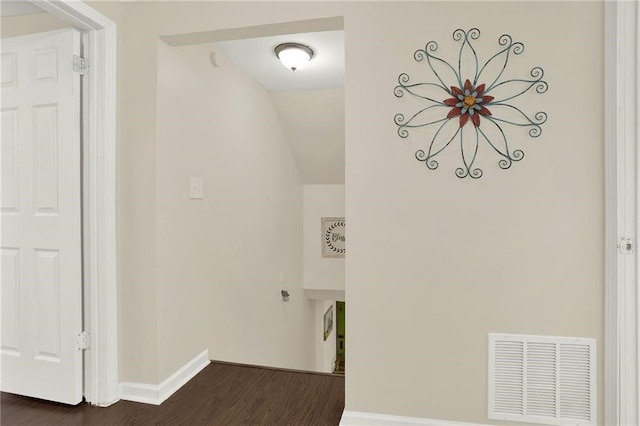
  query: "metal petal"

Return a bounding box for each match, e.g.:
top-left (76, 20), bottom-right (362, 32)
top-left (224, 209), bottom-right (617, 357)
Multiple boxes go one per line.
top-left (447, 108), bottom-right (462, 118)
top-left (471, 113), bottom-right (481, 127)
top-left (478, 106), bottom-right (492, 116)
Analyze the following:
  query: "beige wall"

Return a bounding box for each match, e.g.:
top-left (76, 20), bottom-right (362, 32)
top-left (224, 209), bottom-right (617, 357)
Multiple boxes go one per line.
top-left (1, 12), bottom-right (71, 38)
top-left (156, 41), bottom-right (315, 376)
top-left (344, 1), bottom-right (603, 424)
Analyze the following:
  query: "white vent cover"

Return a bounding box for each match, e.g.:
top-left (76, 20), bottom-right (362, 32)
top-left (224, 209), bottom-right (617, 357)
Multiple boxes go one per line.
top-left (488, 333), bottom-right (596, 425)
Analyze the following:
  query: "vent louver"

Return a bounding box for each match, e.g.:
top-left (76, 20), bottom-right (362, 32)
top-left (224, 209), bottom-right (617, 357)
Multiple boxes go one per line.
top-left (489, 334), bottom-right (595, 426)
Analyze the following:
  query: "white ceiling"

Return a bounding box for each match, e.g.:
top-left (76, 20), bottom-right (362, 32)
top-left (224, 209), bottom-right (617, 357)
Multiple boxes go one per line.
top-left (214, 30), bottom-right (344, 92)
top-left (214, 30), bottom-right (345, 184)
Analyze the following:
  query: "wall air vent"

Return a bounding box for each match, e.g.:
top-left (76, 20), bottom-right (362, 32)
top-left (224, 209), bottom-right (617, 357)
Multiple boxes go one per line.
top-left (488, 333), bottom-right (596, 426)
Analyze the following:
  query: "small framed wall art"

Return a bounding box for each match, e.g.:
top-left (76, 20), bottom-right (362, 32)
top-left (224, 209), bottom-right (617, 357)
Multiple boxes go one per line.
top-left (323, 305), bottom-right (334, 341)
top-left (321, 217), bottom-right (345, 258)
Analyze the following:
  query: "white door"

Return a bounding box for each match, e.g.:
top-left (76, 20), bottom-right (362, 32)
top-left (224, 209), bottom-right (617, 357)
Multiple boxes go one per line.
top-left (1, 29), bottom-right (83, 405)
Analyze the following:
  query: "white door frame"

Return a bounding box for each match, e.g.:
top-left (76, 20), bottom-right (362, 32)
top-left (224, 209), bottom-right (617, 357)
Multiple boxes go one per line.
top-left (31, 0), bottom-right (118, 406)
top-left (21, 0), bottom-right (638, 416)
top-left (604, 1), bottom-right (639, 425)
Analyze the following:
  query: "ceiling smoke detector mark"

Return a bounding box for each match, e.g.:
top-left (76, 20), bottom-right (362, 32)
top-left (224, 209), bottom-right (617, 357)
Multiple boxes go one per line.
top-left (209, 52), bottom-right (219, 68)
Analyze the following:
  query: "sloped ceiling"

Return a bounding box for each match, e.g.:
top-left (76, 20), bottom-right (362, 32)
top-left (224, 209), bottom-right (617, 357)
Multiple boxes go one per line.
top-left (214, 30), bottom-right (345, 184)
top-left (271, 89), bottom-right (344, 184)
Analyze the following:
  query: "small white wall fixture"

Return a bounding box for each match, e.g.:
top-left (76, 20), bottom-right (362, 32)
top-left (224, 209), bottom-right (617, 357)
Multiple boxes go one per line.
top-left (31, 0), bottom-right (118, 406)
top-left (604, 1), bottom-right (639, 425)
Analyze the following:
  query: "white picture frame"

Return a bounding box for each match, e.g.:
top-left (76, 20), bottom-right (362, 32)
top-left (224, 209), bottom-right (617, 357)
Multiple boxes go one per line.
top-left (323, 305), bottom-right (334, 341)
top-left (321, 217), bottom-right (345, 258)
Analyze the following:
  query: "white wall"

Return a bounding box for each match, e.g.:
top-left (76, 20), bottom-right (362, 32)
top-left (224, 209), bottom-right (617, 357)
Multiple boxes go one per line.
top-left (303, 185), bottom-right (345, 291)
top-left (315, 300), bottom-right (337, 373)
top-left (155, 41), bottom-right (315, 378)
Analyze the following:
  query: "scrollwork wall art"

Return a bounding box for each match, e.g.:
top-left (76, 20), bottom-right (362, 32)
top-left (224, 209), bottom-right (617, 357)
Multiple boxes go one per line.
top-left (394, 28), bottom-right (548, 179)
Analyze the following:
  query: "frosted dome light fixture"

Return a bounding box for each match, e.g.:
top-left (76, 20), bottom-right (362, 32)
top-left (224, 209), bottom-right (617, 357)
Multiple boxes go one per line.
top-left (275, 43), bottom-right (314, 72)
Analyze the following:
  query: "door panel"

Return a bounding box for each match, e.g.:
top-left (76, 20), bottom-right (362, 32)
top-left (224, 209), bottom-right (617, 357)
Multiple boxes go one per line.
top-left (1, 109), bottom-right (18, 210)
top-left (1, 29), bottom-right (83, 405)
top-left (34, 105), bottom-right (59, 212)
top-left (1, 248), bottom-right (20, 355)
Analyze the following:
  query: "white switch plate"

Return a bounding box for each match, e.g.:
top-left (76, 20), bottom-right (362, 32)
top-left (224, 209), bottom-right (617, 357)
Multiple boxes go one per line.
top-left (189, 177), bottom-right (204, 199)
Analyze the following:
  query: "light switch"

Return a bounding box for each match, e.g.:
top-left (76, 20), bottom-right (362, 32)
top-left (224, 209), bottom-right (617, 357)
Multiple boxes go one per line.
top-left (189, 177), bottom-right (204, 199)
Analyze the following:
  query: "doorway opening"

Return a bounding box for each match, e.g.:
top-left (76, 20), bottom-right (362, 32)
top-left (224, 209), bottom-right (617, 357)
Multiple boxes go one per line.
top-left (0, 1), bottom-right (118, 406)
top-left (157, 17), bottom-right (345, 375)
top-left (334, 301), bottom-right (345, 374)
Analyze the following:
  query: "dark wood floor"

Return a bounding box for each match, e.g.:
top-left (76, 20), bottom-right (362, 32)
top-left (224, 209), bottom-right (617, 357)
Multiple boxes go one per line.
top-left (1, 362), bottom-right (345, 426)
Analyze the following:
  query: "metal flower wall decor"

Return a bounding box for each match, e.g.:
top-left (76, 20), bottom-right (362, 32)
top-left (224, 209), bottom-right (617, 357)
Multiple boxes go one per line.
top-left (394, 28), bottom-right (548, 179)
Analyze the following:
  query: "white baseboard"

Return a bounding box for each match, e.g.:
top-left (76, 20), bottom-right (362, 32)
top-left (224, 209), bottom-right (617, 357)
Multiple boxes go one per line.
top-left (119, 349), bottom-right (210, 405)
top-left (340, 411), bottom-right (490, 426)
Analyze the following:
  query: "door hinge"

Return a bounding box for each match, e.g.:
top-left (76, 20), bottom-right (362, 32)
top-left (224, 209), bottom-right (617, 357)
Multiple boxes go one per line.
top-left (618, 237), bottom-right (635, 255)
top-left (76, 331), bottom-right (91, 350)
top-left (73, 55), bottom-right (88, 75)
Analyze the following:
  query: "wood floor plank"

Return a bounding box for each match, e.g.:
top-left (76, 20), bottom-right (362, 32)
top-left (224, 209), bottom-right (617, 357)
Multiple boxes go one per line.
top-left (1, 362), bottom-right (345, 426)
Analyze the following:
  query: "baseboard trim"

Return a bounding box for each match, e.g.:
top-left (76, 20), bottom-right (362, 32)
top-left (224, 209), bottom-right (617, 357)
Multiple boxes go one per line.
top-left (340, 410), bottom-right (490, 426)
top-left (211, 359), bottom-right (342, 377)
top-left (119, 349), bottom-right (210, 405)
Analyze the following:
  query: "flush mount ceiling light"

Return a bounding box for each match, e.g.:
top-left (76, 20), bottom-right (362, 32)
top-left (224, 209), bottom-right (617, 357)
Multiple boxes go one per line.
top-left (275, 43), bottom-right (314, 72)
